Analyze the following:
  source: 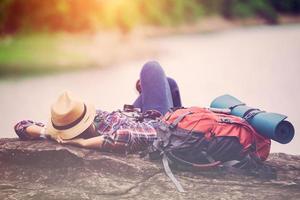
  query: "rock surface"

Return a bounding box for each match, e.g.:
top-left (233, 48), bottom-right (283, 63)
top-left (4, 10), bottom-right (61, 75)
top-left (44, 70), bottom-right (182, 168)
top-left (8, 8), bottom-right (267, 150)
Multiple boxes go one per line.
top-left (0, 138), bottom-right (299, 200)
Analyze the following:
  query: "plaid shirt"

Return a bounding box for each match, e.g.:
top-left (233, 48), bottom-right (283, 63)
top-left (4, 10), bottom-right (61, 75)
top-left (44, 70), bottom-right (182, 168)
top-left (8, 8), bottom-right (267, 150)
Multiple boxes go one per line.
top-left (94, 110), bottom-right (157, 153)
top-left (14, 110), bottom-right (157, 154)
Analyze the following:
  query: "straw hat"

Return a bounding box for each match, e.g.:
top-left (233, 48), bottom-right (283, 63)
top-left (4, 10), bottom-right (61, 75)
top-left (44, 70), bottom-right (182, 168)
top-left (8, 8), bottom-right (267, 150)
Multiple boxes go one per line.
top-left (47, 91), bottom-right (96, 139)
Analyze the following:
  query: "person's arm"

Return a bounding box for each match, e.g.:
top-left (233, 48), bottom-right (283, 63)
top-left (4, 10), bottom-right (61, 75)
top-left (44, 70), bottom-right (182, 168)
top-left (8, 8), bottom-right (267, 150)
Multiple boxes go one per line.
top-left (14, 120), bottom-right (60, 142)
top-left (59, 136), bottom-right (105, 149)
top-left (59, 131), bottom-right (129, 153)
top-left (14, 120), bottom-right (47, 140)
top-left (25, 125), bottom-right (47, 139)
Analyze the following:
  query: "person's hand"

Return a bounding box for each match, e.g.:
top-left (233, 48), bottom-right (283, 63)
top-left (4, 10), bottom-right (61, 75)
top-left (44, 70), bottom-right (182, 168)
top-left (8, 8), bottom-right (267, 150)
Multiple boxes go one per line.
top-left (59, 138), bottom-right (86, 147)
top-left (48, 134), bottom-right (64, 143)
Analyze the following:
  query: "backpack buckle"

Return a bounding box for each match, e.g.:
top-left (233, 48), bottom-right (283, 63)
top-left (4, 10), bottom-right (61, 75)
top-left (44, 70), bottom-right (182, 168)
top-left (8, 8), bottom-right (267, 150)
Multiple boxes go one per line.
top-left (169, 123), bottom-right (177, 130)
top-left (220, 118), bottom-right (232, 123)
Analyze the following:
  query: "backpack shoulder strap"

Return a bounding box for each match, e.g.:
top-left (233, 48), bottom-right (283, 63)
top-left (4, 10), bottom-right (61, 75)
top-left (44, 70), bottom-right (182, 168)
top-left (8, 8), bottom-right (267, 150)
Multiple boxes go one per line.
top-left (167, 151), bottom-right (222, 169)
top-left (162, 154), bottom-right (185, 193)
top-left (168, 111), bottom-right (193, 130)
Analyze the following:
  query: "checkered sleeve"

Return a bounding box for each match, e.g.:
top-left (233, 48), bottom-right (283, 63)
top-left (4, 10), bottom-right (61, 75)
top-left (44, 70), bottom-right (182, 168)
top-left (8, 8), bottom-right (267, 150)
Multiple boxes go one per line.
top-left (14, 120), bottom-right (45, 140)
top-left (101, 128), bottom-right (156, 154)
top-left (100, 130), bottom-right (131, 153)
top-left (127, 128), bottom-right (157, 153)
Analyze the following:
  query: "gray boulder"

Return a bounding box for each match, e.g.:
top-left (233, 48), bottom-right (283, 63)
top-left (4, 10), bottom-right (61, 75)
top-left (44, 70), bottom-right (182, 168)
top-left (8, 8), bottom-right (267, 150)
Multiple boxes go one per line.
top-left (0, 138), bottom-right (299, 200)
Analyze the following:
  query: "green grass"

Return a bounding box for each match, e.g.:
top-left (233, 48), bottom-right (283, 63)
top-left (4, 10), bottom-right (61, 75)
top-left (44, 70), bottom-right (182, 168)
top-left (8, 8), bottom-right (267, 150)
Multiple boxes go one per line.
top-left (0, 33), bottom-right (92, 78)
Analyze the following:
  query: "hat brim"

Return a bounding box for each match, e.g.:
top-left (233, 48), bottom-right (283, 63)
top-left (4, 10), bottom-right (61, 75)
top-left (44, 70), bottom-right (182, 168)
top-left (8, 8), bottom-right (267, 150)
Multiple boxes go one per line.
top-left (47, 103), bottom-right (96, 140)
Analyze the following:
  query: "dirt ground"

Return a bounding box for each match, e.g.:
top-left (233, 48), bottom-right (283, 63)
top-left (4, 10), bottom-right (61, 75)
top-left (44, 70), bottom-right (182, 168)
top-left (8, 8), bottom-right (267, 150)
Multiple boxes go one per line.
top-left (0, 24), bottom-right (299, 155)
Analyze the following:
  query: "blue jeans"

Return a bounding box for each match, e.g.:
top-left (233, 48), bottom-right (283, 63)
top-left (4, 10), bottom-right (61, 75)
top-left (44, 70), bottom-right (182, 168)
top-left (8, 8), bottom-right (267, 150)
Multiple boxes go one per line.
top-left (133, 61), bottom-right (182, 115)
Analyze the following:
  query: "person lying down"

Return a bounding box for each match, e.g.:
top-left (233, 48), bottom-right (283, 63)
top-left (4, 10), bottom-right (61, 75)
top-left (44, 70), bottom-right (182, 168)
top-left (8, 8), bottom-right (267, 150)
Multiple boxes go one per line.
top-left (14, 61), bottom-right (182, 154)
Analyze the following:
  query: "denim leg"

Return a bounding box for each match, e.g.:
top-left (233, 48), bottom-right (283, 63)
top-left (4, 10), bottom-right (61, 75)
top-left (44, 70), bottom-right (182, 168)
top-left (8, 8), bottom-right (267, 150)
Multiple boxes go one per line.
top-left (134, 61), bottom-right (173, 115)
top-left (133, 95), bottom-right (142, 109)
top-left (167, 77), bottom-right (182, 108)
top-left (133, 77), bottom-right (182, 110)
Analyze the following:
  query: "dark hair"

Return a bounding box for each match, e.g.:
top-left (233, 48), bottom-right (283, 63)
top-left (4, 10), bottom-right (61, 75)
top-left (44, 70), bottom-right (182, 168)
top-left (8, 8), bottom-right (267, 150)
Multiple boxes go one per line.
top-left (75, 124), bottom-right (97, 139)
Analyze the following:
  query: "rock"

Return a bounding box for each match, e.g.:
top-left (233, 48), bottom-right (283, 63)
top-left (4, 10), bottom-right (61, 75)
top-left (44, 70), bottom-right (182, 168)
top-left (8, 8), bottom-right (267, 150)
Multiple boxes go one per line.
top-left (0, 138), bottom-right (299, 200)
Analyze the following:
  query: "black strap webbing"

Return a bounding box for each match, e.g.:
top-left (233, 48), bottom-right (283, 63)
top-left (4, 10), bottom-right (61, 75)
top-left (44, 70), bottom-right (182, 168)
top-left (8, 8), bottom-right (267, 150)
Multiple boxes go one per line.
top-left (162, 154), bottom-right (185, 193)
top-left (169, 111), bottom-right (192, 129)
top-left (243, 109), bottom-right (265, 121)
top-left (167, 151), bottom-right (221, 169)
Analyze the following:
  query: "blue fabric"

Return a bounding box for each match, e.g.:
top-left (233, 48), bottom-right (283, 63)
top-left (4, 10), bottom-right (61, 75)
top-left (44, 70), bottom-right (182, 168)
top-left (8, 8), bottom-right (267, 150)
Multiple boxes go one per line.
top-left (210, 94), bottom-right (295, 144)
top-left (133, 61), bottom-right (182, 115)
top-left (167, 77), bottom-right (182, 108)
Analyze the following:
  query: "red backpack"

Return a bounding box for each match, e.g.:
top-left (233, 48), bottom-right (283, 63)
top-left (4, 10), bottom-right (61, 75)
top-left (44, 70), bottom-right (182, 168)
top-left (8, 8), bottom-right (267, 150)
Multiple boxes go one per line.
top-left (148, 107), bottom-right (272, 192)
top-left (162, 107), bottom-right (271, 161)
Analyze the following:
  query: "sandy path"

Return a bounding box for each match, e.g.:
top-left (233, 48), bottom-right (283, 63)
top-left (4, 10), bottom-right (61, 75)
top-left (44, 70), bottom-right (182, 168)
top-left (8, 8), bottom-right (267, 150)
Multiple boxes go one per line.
top-left (1, 24), bottom-right (299, 154)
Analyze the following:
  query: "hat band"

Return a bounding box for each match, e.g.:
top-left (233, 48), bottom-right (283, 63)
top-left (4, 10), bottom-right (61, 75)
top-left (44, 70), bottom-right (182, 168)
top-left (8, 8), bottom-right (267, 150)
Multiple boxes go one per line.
top-left (52, 104), bottom-right (87, 131)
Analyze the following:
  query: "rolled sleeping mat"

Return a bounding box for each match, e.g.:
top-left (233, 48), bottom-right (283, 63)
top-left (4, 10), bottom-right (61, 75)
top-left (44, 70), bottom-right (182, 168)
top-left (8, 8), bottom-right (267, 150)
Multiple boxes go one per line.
top-left (210, 94), bottom-right (295, 144)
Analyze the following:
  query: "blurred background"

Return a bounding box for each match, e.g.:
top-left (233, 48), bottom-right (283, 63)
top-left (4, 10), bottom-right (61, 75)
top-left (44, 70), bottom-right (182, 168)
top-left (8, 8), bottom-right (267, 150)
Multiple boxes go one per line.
top-left (0, 0), bottom-right (300, 154)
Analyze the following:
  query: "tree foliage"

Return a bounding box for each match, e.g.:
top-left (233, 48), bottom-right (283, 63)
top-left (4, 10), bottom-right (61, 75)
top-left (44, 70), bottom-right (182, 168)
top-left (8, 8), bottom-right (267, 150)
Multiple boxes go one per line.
top-left (0, 0), bottom-right (299, 34)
